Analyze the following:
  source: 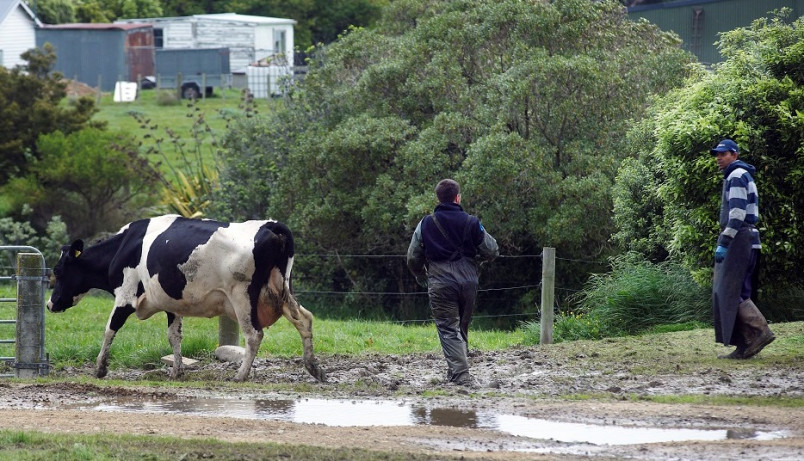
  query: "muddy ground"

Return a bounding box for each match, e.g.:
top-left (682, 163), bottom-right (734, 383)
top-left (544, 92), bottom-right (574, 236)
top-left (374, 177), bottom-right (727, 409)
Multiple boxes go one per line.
top-left (1, 326), bottom-right (803, 460)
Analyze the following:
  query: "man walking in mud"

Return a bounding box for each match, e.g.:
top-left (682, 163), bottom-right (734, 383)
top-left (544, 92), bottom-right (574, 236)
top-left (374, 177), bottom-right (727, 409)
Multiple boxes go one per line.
top-left (407, 179), bottom-right (499, 387)
top-left (710, 139), bottom-right (775, 360)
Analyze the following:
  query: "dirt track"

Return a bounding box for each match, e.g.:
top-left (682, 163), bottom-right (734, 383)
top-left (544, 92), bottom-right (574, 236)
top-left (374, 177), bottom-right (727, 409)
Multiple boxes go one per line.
top-left (1, 326), bottom-right (803, 459)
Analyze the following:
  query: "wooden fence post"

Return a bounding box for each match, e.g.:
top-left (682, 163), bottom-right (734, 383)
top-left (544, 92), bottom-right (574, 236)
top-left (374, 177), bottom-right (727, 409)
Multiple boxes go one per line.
top-left (218, 317), bottom-right (239, 347)
top-left (540, 247), bottom-right (555, 345)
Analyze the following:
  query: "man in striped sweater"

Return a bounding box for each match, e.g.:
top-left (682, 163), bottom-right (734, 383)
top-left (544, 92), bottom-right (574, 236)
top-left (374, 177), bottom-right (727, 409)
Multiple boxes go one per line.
top-left (710, 139), bottom-right (775, 360)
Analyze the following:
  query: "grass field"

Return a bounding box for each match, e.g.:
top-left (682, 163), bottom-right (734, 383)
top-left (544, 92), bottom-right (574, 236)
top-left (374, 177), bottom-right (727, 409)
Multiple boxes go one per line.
top-left (90, 87), bottom-right (276, 173)
top-left (3, 293), bottom-right (522, 372)
top-left (0, 430), bottom-right (439, 461)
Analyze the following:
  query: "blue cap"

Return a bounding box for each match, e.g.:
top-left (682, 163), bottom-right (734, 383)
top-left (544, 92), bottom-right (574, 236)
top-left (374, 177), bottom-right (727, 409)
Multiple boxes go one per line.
top-left (710, 139), bottom-right (739, 154)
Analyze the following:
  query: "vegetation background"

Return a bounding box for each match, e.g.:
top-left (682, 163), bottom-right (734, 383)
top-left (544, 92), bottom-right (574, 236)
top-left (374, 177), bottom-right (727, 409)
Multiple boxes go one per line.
top-left (0, 0), bottom-right (802, 346)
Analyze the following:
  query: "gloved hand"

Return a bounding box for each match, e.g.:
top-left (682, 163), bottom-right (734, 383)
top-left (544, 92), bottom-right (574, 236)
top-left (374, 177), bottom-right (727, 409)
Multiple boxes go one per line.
top-left (714, 245), bottom-right (728, 263)
top-left (415, 274), bottom-right (428, 288)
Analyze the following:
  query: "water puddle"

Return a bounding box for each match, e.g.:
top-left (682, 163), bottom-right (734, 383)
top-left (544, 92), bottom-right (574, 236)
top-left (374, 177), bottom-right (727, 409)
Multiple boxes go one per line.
top-left (68, 396), bottom-right (788, 447)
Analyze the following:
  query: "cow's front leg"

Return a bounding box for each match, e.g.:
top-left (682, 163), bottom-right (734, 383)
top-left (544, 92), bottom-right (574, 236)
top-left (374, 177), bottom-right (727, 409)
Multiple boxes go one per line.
top-left (166, 312), bottom-right (184, 378)
top-left (283, 296), bottom-right (326, 382)
top-left (97, 305), bottom-right (135, 378)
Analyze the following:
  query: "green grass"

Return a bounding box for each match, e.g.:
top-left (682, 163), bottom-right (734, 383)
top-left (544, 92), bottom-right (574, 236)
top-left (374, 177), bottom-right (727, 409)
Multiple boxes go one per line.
top-left (44, 293), bottom-right (523, 371)
top-left (637, 394), bottom-right (804, 407)
top-left (0, 430), bottom-right (451, 461)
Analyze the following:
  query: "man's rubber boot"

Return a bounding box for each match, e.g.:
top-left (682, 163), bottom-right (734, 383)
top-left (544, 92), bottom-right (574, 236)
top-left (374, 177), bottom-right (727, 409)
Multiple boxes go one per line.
top-left (718, 347), bottom-right (746, 359)
top-left (739, 299), bottom-right (775, 359)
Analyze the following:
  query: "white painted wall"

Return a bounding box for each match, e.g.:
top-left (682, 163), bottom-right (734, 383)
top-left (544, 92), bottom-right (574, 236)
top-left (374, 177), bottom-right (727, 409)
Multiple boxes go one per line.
top-left (0, 3), bottom-right (37, 68)
top-left (117, 14), bottom-right (296, 70)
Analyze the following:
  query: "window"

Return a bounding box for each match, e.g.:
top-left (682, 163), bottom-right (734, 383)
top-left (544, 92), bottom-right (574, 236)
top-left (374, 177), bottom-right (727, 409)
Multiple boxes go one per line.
top-left (274, 30), bottom-right (286, 55)
top-left (154, 28), bottom-right (164, 48)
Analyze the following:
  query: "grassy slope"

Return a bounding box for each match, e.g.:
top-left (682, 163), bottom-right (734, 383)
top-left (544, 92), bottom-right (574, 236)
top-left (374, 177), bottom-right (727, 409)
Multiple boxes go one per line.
top-left (90, 87), bottom-right (272, 173)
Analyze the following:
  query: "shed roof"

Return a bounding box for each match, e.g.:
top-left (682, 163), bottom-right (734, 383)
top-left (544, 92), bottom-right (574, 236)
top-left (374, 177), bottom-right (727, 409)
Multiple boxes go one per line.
top-left (195, 13), bottom-right (296, 25)
top-left (116, 12), bottom-right (296, 26)
top-left (39, 22), bottom-right (152, 31)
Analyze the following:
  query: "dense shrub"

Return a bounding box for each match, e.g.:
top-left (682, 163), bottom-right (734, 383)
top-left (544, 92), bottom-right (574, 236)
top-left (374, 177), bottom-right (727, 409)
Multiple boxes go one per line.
top-left (521, 253), bottom-right (710, 343)
top-left (614, 11), bottom-right (804, 299)
top-left (575, 253), bottom-right (710, 335)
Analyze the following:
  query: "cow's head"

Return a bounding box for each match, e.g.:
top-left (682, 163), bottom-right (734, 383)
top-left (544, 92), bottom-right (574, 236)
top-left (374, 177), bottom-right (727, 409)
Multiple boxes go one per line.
top-left (47, 240), bottom-right (88, 313)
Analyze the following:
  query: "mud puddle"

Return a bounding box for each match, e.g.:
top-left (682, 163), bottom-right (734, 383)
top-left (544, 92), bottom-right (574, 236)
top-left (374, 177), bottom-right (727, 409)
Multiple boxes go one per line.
top-left (64, 396), bottom-right (788, 448)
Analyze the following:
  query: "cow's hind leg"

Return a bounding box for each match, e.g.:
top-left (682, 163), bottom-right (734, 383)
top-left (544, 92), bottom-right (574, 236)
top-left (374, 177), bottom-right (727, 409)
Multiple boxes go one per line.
top-left (166, 313), bottom-right (184, 378)
top-left (230, 289), bottom-right (263, 382)
top-left (96, 305), bottom-right (135, 378)
top-left (233, 319), bottom-right (263, 382)
top-left (283, 295), bottom-right (326, 382)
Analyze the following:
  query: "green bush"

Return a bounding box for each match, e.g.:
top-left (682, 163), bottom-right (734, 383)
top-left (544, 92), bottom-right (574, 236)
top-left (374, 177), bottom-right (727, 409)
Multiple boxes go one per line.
top-left (0, 207), bottom-right (69, 268)
top-left (520, 254), bottom-right (710, 344)
top-left (575, 253), bottom-right (710, 335)
top-left (616, 11), bottom-right (804, 293)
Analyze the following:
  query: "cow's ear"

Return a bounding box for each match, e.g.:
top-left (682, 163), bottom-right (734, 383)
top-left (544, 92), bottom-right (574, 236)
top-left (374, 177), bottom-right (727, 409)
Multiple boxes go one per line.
top-left (70, 240), bottom-right (84, 258)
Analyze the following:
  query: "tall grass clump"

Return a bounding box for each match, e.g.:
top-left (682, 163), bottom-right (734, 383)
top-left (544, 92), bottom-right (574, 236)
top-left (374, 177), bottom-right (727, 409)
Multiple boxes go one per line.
top-left (575, 253), bottom-right (710, 336)
top-left (521, 253), bottom-right (711, 344)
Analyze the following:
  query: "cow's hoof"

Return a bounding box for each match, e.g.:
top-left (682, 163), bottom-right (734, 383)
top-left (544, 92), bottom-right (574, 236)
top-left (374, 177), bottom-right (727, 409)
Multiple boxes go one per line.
top-left (232, 368), bottom-right (250, 382)
top-left (96, 368), bottom-right (107, 379)
top-left (306, 363), bottom-right (326, 382)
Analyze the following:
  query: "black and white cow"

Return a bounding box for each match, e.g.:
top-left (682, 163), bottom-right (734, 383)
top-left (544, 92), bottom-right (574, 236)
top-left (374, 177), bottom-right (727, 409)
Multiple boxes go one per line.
top-left (47, 215), bottom-right (325, 382)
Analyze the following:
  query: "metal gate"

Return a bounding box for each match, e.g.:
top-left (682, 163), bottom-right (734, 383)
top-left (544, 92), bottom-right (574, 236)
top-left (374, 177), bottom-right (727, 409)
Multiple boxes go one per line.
top-left (0, 246), bottom-right (49, 378)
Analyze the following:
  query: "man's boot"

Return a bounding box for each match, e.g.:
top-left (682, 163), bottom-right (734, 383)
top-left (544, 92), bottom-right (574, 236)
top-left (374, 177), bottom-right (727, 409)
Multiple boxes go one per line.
top-left (718, 346), bottom-right (746, 360)
top-left (739, 299), bottom-right (775, 359)
top-left (718, 315), bottom-right (755, 359)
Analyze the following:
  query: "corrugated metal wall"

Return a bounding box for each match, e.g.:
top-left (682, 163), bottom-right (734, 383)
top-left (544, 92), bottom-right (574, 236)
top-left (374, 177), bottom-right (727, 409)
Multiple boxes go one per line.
top-left (37, 29), bottom-right (126, 91)
top-left (628, 0), bottom-right (804, 64)
top-left (37, 27), bottom-right (155, 91)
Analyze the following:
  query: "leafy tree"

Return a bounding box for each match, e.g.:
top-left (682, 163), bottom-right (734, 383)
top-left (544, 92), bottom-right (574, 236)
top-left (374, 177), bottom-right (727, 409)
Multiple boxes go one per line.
top-left (0, 44), bottom-right (99, 184)
top-left (74, 0), bottom-right (111, 22)
top-left (216, 0), bottom-right (692, 317)
top-left (614, 10), bottom-right (804, 295)
top-left (34, 0), bottom-right (76, 24)
top-left (3, 128), bottom-right (161, 239)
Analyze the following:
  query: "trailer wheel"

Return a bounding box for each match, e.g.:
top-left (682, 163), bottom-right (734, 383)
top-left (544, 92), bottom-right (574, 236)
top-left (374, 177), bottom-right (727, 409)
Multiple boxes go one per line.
top-left (181, 83), bottom-right (200, 100)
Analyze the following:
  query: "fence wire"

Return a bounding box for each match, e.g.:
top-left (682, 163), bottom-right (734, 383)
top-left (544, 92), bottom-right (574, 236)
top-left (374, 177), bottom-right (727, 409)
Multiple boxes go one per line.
top-left (291, 252), bottom-right (609, 327)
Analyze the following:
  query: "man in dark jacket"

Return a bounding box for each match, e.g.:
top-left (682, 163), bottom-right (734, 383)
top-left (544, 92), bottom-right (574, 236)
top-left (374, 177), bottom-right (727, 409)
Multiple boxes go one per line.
top-left (710, 139), bottom-right (775, 359)
top-left (407, 179), bottom-right (499, 387)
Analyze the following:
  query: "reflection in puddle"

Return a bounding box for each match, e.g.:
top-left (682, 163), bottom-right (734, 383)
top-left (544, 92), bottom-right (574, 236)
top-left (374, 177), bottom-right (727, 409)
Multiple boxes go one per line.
top-left (79, 397), bottom-right (787, 446)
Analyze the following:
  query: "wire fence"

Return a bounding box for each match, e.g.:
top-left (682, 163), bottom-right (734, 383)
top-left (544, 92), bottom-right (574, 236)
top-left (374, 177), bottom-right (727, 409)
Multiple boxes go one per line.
top-left (0, 249), bottom-right (612, 330)
top-left (291, 251), bottom-right (611, 329)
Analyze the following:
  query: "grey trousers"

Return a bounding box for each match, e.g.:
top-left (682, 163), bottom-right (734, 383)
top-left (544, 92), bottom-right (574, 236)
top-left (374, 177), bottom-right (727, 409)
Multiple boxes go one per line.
top-left (427, 258), bottom-right (478, 383)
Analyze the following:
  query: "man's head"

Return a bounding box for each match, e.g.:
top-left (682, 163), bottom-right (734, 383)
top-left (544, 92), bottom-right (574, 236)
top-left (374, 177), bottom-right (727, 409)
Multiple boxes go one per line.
top-left (435, 179), bottom-right (461, 204)
top-left (710, 139), bottom-right (739, 171)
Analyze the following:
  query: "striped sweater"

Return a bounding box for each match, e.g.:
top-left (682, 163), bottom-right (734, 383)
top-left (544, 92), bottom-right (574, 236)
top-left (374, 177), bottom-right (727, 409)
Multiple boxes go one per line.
top-left (718, 160), bottom-right (760, 249)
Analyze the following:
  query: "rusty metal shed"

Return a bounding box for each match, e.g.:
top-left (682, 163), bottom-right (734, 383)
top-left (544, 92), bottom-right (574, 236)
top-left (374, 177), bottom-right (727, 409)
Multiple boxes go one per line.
top-left (628, 0), bottom-right (804, 65)
top-left (36, 23), bottom-right (154, 91)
